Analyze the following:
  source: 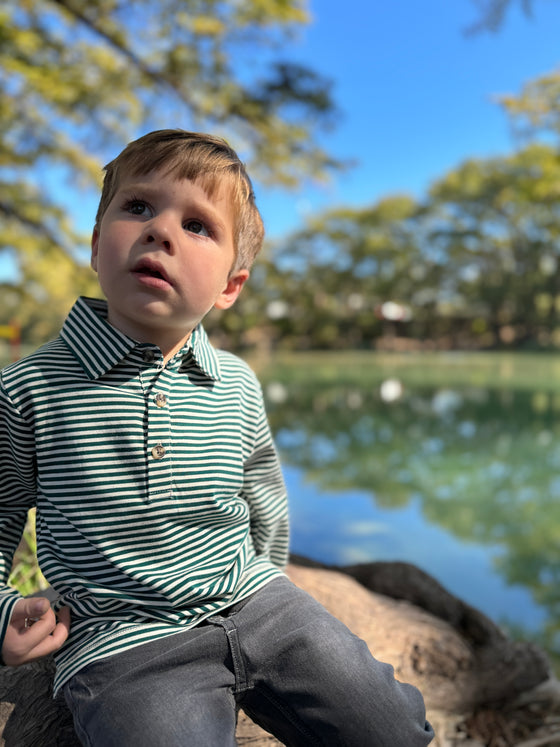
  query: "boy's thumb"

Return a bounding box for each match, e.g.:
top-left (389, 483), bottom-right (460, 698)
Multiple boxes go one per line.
top-left (28, 597), bottom-right (50, 617)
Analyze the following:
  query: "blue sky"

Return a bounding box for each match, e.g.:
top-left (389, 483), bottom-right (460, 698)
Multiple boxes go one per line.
top-left (258, 0), bottom-right (560, 237)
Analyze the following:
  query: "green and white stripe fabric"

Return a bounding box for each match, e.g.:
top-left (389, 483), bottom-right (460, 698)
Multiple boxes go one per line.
top-left (0, 297), bottom-right (288, 695)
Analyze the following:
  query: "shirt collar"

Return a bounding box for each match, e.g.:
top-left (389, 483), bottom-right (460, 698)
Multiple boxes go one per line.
top-left (189, 324), bottom-right (222, 381)
top-left (60, 297), bottom-right (222, 381)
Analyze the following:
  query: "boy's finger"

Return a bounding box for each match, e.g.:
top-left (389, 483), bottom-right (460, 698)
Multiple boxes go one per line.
top-left (9, 609), bottom-right (71, 664)
top-left (56, 605), bottom-right (71, 633)
top-left (11, 596), bottom-right (51, 627)
top-left (16, 608), bottom-right (58, 646)
top-left (28, 620), bottom-right (70, 659)
top-left (30, 607), bottom-right (71, 645)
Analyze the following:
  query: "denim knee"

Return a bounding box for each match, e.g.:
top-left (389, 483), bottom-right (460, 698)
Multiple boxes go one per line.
top-left (231, 577), bottom-right (434, 746)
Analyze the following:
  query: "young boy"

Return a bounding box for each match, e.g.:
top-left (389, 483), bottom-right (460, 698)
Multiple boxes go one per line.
top-left (0, 130), bottom-right (433, 746)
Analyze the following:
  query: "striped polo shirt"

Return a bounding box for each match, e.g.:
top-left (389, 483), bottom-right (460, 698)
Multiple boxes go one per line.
top-left (0, 297), bottom-right (288, 694)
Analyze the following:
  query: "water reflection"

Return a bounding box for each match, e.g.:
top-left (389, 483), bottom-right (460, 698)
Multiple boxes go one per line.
top-left (259, 362), bottom-right (560, 670)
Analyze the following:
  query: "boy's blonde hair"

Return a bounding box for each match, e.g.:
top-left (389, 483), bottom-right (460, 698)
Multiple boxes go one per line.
top-left (95, 130), bottom-right (264, 271)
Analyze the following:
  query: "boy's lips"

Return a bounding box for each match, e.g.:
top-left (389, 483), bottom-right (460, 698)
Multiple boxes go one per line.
top-left (131, 258), bottom-right (172, 287)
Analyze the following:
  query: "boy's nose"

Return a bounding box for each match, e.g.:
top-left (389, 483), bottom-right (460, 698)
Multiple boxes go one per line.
top-left (146, 233), bottom-right (171, 251)
top-left (142, 217), bottom-right (174, 252)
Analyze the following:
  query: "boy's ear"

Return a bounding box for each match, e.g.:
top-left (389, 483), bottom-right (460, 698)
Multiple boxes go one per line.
top-left (90, 228), bottom-right (99, 271)
top-left (214, 269), bottom-right (250, 310)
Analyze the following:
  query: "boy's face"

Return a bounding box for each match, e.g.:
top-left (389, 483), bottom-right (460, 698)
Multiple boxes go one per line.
top-left (91, 170), bottom-right (248, 355)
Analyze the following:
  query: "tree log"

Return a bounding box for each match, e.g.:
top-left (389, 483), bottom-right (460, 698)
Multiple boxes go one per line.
top-left (1, 561), bottom-right (559, 747)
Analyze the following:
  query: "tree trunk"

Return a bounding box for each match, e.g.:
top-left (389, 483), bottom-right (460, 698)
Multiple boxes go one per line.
top-left (1, 560), bottom-right (559, 747)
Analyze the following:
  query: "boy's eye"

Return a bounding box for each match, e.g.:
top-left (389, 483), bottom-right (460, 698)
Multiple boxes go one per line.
top-left (124, 199), bottom-right (149, 216)
top-left (185, 219), bottom-right (210, 237)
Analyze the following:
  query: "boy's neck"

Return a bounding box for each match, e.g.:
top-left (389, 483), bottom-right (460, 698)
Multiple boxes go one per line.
top-left (104, 309), bottom-right (193, 363)
top-left (160, 332), bottom-right (193, 363)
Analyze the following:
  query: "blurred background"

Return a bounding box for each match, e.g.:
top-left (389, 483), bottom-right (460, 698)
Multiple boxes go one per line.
top-left (1, 0), bottom-right (560, 673)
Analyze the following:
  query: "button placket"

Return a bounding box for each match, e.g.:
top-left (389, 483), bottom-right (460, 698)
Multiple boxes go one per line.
top-left (148, 400), bottom-right (171, 462)
top-left (142, 369), bottom-right (173, 499)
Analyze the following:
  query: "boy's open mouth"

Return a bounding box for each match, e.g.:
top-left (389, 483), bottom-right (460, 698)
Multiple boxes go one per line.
top-left (132, 258), bottom-right (171, 285)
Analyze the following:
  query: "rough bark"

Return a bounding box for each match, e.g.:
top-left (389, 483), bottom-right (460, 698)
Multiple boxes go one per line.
top-left (1, 560), bottom-right (559, 747)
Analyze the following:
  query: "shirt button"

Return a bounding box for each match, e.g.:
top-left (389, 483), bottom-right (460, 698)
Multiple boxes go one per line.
top-left (143, 350), bottom-right (156, 363)
top-left (151, 444), bottom-right (166, 460)
top-left (154, 393), bottom-right (167, 408)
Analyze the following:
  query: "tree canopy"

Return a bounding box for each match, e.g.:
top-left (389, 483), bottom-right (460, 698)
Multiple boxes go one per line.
top-left (251, 142), bottom-right (560, 351)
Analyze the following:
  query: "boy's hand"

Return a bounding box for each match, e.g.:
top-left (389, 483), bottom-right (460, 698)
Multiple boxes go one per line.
top-left (1, 597), bottom-right (71, 667)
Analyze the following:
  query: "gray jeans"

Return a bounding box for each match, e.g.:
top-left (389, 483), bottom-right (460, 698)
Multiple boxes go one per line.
top-left (64, 576), bottom-right (434, 746)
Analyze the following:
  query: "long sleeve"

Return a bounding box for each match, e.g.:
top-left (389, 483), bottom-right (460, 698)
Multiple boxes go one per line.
top-left (0, 374), bottom-right (37, 646)
top-left (242, 392), bottom-right (289, 570)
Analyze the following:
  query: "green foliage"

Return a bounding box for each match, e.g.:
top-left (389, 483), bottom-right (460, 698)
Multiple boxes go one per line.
top-left (8, 510), bottom-right (48, 597)
top-left (426, 145), bottom-right (560, 338)
top-left (501, 67), bottom-right (560, 143)
top-left (251, 142), bottom-right (560, 350)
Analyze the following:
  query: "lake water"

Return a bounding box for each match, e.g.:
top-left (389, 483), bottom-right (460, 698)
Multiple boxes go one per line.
top-left (255, 351), bottom-right (560, 672)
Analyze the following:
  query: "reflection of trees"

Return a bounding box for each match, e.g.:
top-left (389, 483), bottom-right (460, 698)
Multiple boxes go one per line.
top-left (262, 369), bottom-right (560, 657)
